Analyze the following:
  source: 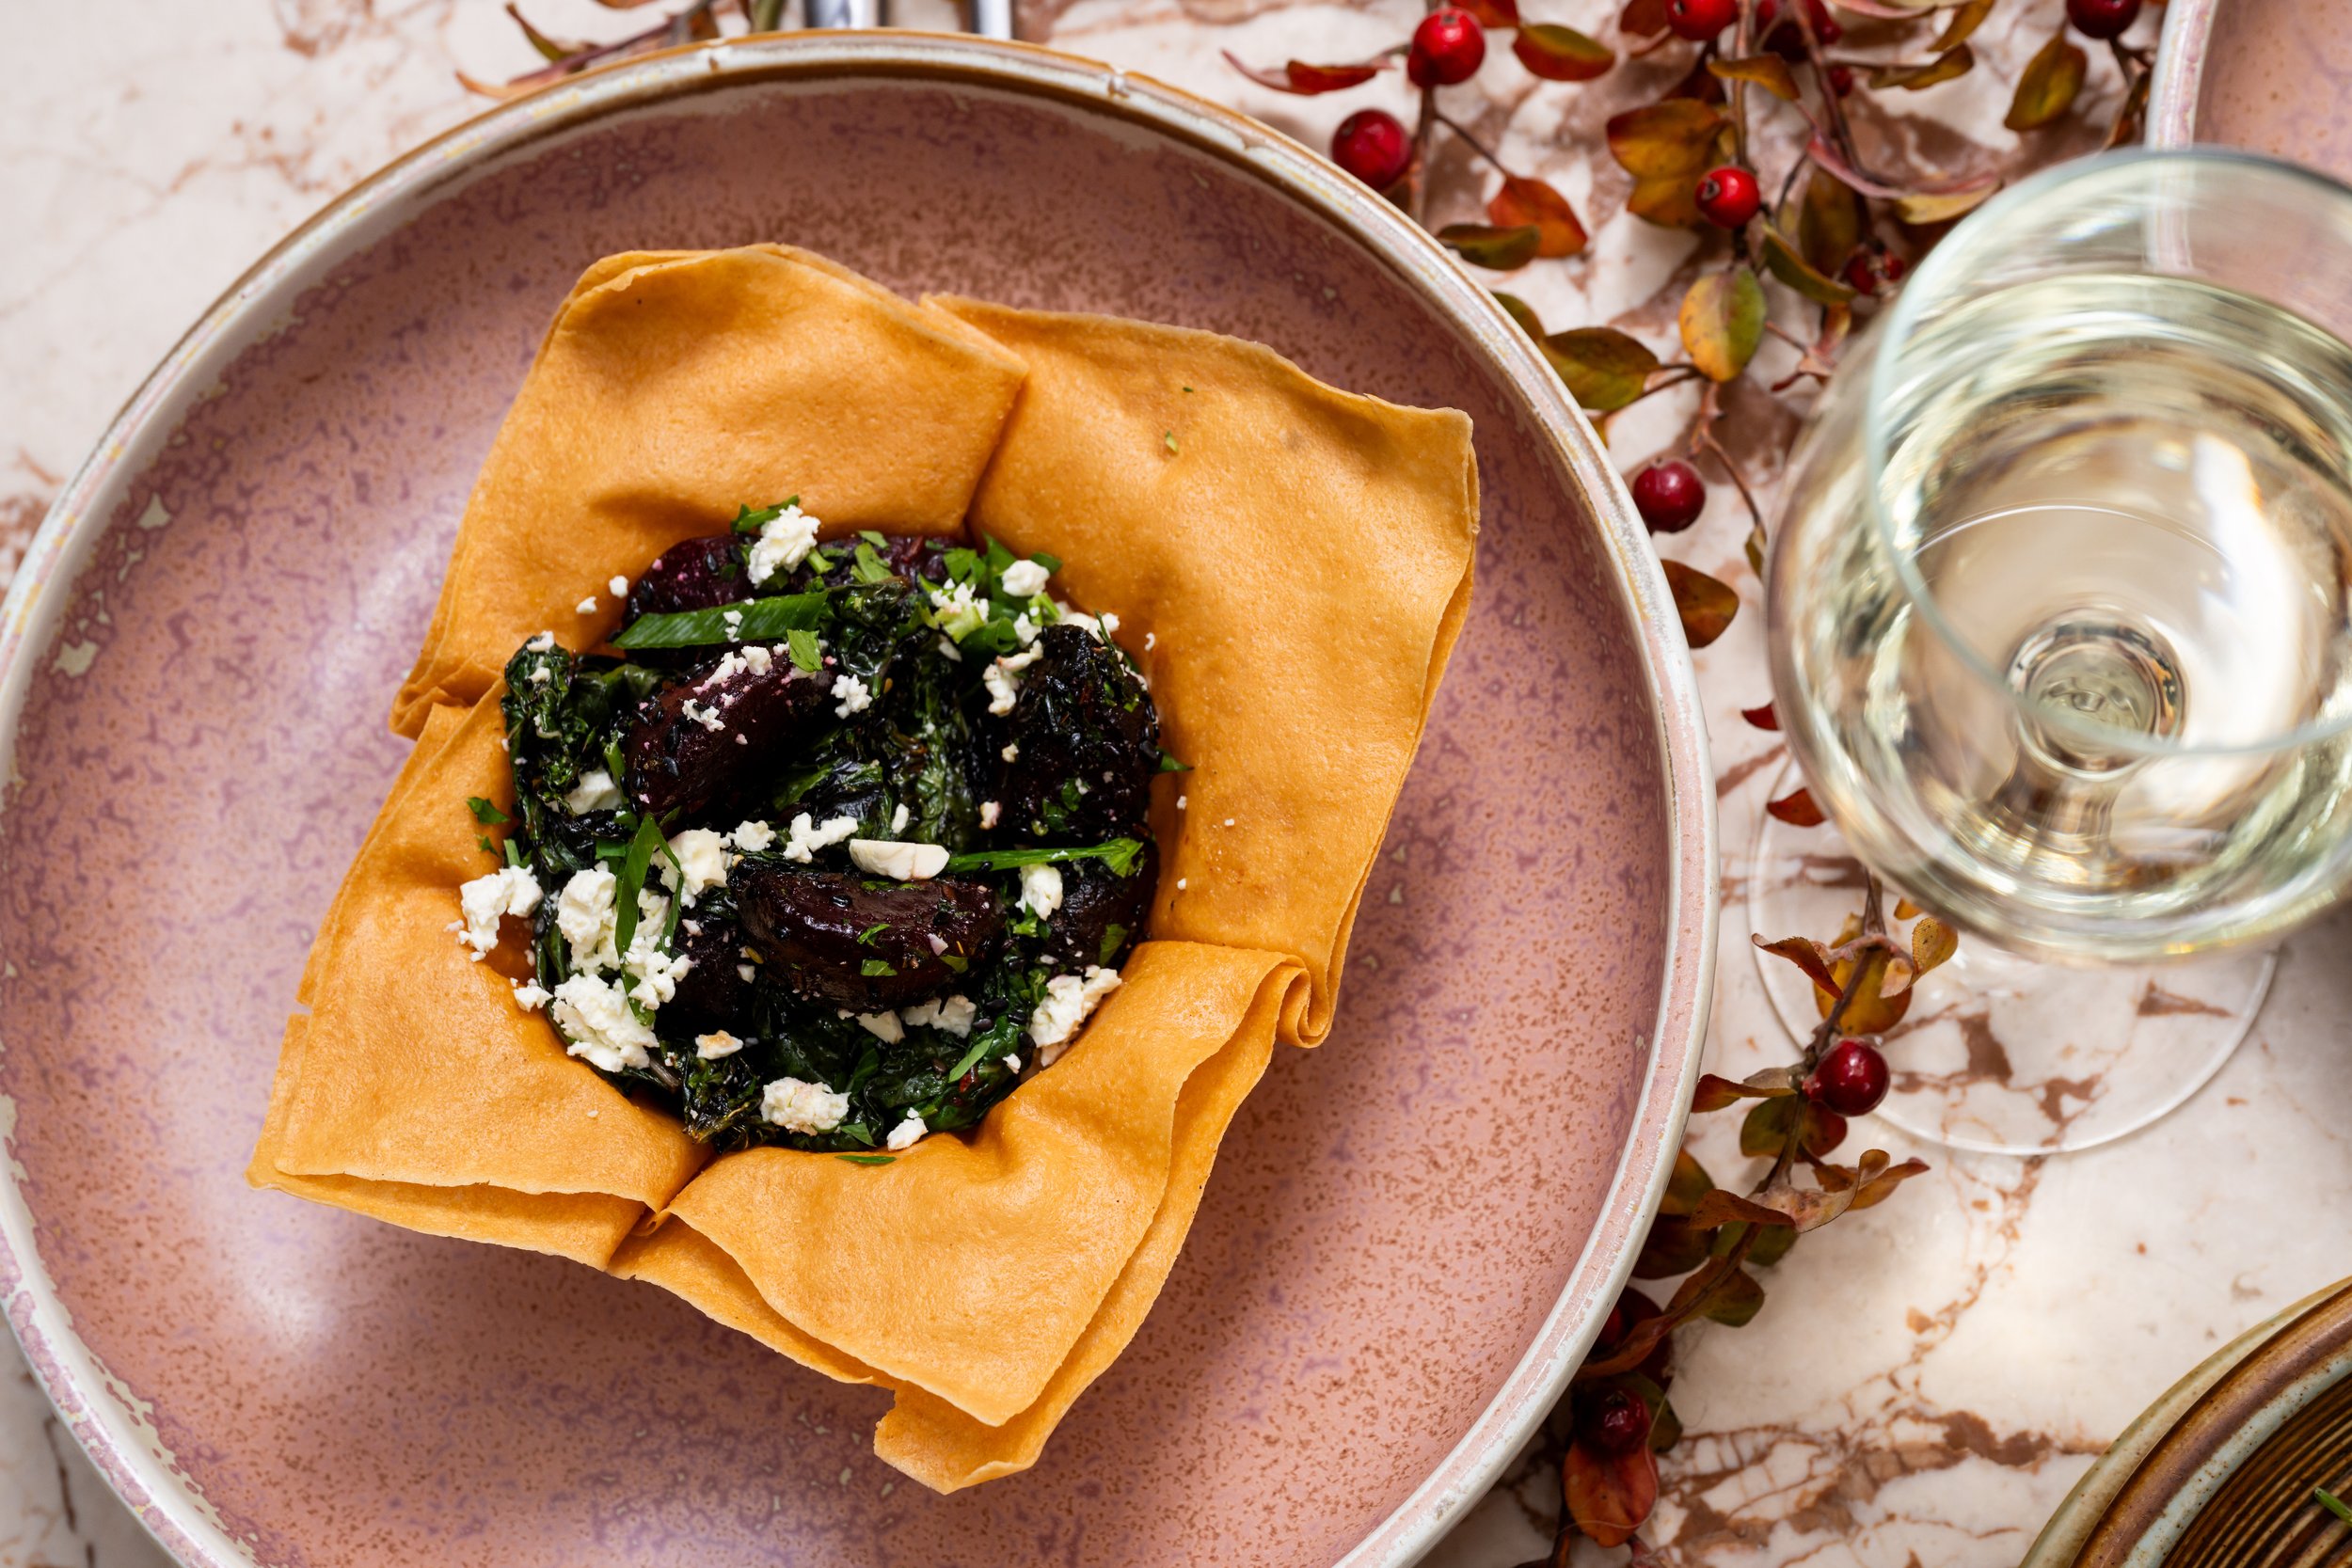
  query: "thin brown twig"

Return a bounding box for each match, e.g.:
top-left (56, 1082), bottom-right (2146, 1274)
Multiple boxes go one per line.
top-left (1432, 110), bottom-right (1511, 179)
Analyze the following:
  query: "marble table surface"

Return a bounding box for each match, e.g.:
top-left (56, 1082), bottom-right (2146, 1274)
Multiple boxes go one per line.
top-left (4, 2), bottom-right (2349, 1565)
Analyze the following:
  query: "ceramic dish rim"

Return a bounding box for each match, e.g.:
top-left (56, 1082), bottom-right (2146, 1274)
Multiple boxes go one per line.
top-left (0, 32), bottom-right (1718, 1568)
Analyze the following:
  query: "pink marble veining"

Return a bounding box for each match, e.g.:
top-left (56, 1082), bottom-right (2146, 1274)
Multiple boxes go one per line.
top-left (0, 40), bottom-right (1708, 1568)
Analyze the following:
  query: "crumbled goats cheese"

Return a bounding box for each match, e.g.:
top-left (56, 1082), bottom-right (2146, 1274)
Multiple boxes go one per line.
top-left (761, 1076), bottom-right (850, 1133)
top-left (512, 982), bottom-right (550, 1012)
top-left (885, 1113), bottom-right (929, 1151)
top-left (899, 994), bottom-right (977, 1037)
top-left (978, 800), bottom-right (1001, 830)
top-left (983, 644), bottom-right (1042, 716)
top-left (856, 1010), bottom-right (905, 1043)
top-left (706, 644), bottom-right (773, 685)
top-left (563, 768), bottom-right (625, 816)
top-left (576, 595), bottom-right (598, 614)
top-left (551, 974), bottom-right (656, 1072)
top-left (695, 1031), bottom-right (743, 1059)
top-left (556, 865), bottom-right (620, 973)
top-left (729, 818), bottom-right (777, 853)
top-left (832, 673), bottom-right (872, 718)
top-left (927, 579), bottom-right (990, 642)
top-left (1012, 612), bottom-right (1040, 647)
top-left (455, 865), bottom-right (542, 958)
top-left (848, 839), bottom-right (949, 880)
top-left (782, 812), bottom-right (860, 863)
top-left (935, 637), bottom-right (961, 663)
top-left (681, 698), bottom-right (724, 732)
top-left (1018, 863), bottom-right (1063, 921)
top-left (608, 575), bottom-right (629, 597)
top-left (527, 630), bottom-right (555, 652)
top-left (1002, 1053), bottom-right (1023, 1073)
top-left (890, 802), bottom-right (910, 834)
top-left (662, 828), bottom-right (729, 904)
top-left (1027, 966), bottom-right (1123, 1065)
top-left (1001, 741), bottom-right (1020, 763)
top-left (622, 910), bottom-right (693, 1007)
top-left (999, 559), bottom-right (1050, 599)
top-left (745, 503), bottom-right (822, 585)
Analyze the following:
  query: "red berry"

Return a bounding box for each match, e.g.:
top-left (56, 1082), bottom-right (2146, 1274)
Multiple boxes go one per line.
top-left (1631, 460), bottom-right (1706, 532)
top-left (1664, 0), bottom-right (1737, 40)
top-left (1828, 63), bottom-right (1855, 96)
top-left (1694, 165), bottom-right (1761, 229)
top-left (1882, 253), bottom-right (1908, 282)
top-left (1407, 8), bottom-right (1486, 87)
top-left (1330, 109), bottom-right (1413, 191)
top-left (1806, 1037), bottom-right (1890, 1117)
top-left (1842, 252), bottom-right (1881, 293)
top-left (1579, 1387), bottom-right (1652, 1456)
top-left (2066, 0), bottom-right (2139, 40)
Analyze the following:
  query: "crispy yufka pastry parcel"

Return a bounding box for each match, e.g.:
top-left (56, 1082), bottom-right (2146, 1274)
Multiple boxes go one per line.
top-left (252, 245), bottom-right (1478, 1491)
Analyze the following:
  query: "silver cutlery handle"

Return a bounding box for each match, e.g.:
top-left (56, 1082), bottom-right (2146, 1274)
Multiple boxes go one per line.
top-left (807, 0), bottom-right (882, 26)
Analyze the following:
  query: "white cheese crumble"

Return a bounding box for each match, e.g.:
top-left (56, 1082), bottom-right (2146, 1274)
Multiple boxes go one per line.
top-left (729, 818), bottom-right (777, 852)
top-left (978, 800), bottom-right (1001, 830)
top-left (1002, 1053), bottom-right (1023, 1073)
top-left (455, 865), bottom-right (542, 958)
top-left (622, 911), bottom-right (692, 1007)
top-left (899, 994), bottom-right (977, 1037)
top-left (745, 503), bottom-right (822, 585)
top-left (529, 667), bottom-right (551, 685)
top-left (884, 1112), bottom-right (929, 1151)
top-left (563, 768), bottom-right (625, 816)
top-left (782, 812), bottom-right (860, 863)
top-left (576, 595), bottom-right (598, 614)
top-left (696, 1031), bottom-right (743, 1059)
top-left (556, 865), bottom-right (621, 973)
top-left (1018, 863), bottom-right (1064, 921)
top-left (1145, 631), bottom-right (1156, 651)
top-left (762, 1076), bottom-right (850, 1133)
top-left (927, 580), bottom-right (991, 642)
top-left (551, 974), bottom-right (657, 1072)
top-left (935, 636), bottom-right (962, 663)
top-left (512, 982), bottom-right (550, 1012)
top-left (681, 697), bottom-right (725, 732)
top-left (723, 609), bottom-right (743, 638)
top-left (1012, 612), bottom-right (1040, 647)
top-left (983, 644), bottom-right (1042, 716)
top-left (527, 630), bottom-right (556, 651)
top-left (856, 1010), bottom-right (905, 1043)
top-left (662, 828), bottom-right (729, 904)
top-left (890, 802), bottom-right (910, 834)
top-left (832, 673), bottom-right (872, 718)
top-left (1028, 966), bottom-right (1123, 1065)
top-left (999, 559), bottom-right (1050, 598)
top-left (848, 839), bottom-right (949, 880)
top-left (609, 575), bottom-right (629, 597)
top-left (1001, 741), bottom-right (1020, 763)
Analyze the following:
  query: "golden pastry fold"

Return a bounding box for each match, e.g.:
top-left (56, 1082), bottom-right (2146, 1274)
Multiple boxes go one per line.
top-left (256, 246), bottom-right (1476, 1489)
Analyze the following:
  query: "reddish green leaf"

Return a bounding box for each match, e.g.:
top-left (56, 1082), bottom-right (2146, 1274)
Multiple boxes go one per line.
top-left (1754, 934), bottom-right (1838, 997)
top-left (1789, 166), bottom-right (1863, 277)
top-left (1679, 269), bottom-right (1766, 382)
top-left (1733, 1217), bottom-right (1800, 1266)
top-left (1619, 0), bottom-right (1671, 34)
top-left (1515, 23), bottom-right (1615, 81)
top-left (1489, 175), bottom-right (1589, 259)
top-left (1761, 224), bottom-right (1858, 307)
top-left (1565, 1440), bottom-right (1660, 1547)
top-left (1851, 1153), bottom-right (1932, 1211)
top-left (1708, 53), bottom-right (1800, 101)
top-left (1766, 786), bottom-right (1825, 826)
top-left (1628, 170), bottom-right (1705, 228)
top-left (1491, 290), bottom-right (1546, 340)
top-left (1897, 183), bottom-right (1999, 225)
top-left (1741, 701), bottom-right (1779, 730)
top-left (1661, 1147), bottom-right (1714, 1215)
top-left (508, 4), bottom-right (586, 61)
top-left (1690, 1188), bottom-right (1795, 1231)
top-left (1662, 560), bottom-right (1738, 648)
top-left (1649, 1397), bottom-right (1683, 1450)
top-left (1692, 1069), bottom-right (1796, 1113)
top-left (1740, 1095), bottom-right (1800, 1157)
top-left (1458, 0), bottom-right (1520, 24)
top-left (1820, 942), bottom-right (1913, 1033)
top-left (1220, 50), bottom-right (1387, 94)
top-left (1607, 100), bottom-right (1724, 178)
top-left (1871, 43), bottom-right (1975, 91)
top-left (1931, 0), bottom-right (1996, 51)
top-left (1692, 1262), bottom-right (1765, 1325)
top-left (1438, 223), bottom-right (1543, 270)
top-left (1544, 326), bottom-right (1659, 412)
top-left (2006, 31), bottom-right (2086, 130)
top-left (1632, 1215), bottom-right (1712, 1277)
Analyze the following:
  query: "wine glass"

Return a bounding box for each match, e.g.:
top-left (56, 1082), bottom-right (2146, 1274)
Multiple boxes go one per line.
top-left (1757, 150), bottom-right (2352, 1155)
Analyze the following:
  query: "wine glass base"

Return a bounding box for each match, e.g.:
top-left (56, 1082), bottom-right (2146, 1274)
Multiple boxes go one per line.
top-left (1747, 762), bottom-right (2275, 1157)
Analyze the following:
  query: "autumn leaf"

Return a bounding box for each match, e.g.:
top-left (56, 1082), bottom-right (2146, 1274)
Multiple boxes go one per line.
top-left (1489, 175), bottom-right (1589, 259)
top-left (1896, 183), bottom-right (1999, 225)
top-left (1679, 270), bottom-right (1765, 382)
top-left (1565, 1441), bottom-right (1660, 1547)
top-left (1850, 1153), bottom-right (1933, 1211)
top-left (1662, 560), bottom-right (1738, 648)
top-left (1629, 170), bottom-right (1705, 228)
top-left (1932, 0), bottom-right (1996, 51)
top-left (1545, 326), bottom-right (1659, 411)
top-left (1788, 166), bottom-right (1862, 277)
top-left (1618, 0), bottom-right (1671, 34)
top-left (1753, 933), bottom-right (1837, 994)
top-left (1912, 913), bottom-right (1958, 974)
top-left (1692, 1068), bottom-right (1798, 1113)
top-left (1692, 1261), bottom-right (1765, 1325)
top-left (1220, 51), bottom-right (1388, 94)
top-left (1491, 290), bottom-right (1547, 340)
top-left (1820, 942), bottom-right (1912, 1034)
top-left (1689, 1189), bottom-right (1795, 1231)
top-left (1871, 44), bottom-right (1975, 91)
top-left (2006, 31), bottom-right (2086, 131)
top-left (1515, 23), bottom-right (1615, 81)
top-left (1438, 223), bottom-right (1542, 270)
top-left (1662, 1148), bottom-right (1715, 1215)
top-left (1761, 224), bottom-right (1858, 306)
top-left (1457, 0), bottom-right (1520, 24)
top-left (1765, 786), bottom-right (1825, 826)
top-left (1607, 100), bottom-right (1724, 178)
top-left (1633, 1216), bottom-right (1712, 1277)
top-left (1708, 53), bottom-right (1800, 102)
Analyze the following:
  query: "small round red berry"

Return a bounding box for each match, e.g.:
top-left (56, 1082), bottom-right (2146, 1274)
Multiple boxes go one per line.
top-left (2066, 0), bottom-right (2140, 40)
top-left (1806, 1037), bottom-right (1891, 1117)
top-left (1407, 8), bottom-right (1487, 87)
top-left (1842, 250), bottom-right (1909, 295)
top-left (1665, 0), bottom-right (1737, 40)
top-left (1694, 166), bottom-right (1762, 229)
top-left (1827, 63), bottom-right (1855, 97)
top-left (1330, 109), bottom-right (1413, 191)
top-left (1631, 460), bottom-right (1707, 532)
top-left (1578, 1387), bottom-right (1652, 1456)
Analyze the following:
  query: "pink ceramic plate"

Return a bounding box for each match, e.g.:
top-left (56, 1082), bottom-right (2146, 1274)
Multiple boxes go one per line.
top-left (1, 34), bottom-right (1713, 1568)
top-left (2148, 0), bottom-right (2352, 167)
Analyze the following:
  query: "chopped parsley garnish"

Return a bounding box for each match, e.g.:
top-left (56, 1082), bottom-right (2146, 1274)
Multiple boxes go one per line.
top-left (1155, 752), bottom-right (1191, 773)
top-left (946, 838), bottom-right (1148, 877)
top-left (2319, 1487), bottom-right (2352, 1527)
top-left (860, 958), bottom-right (898, 977)
top-left (467, 796), bottom-right (510, 825)
top-left (612, 591), bottom-right (829, 649)
top-left (731, 498), bottom-right (797, 534)
top-left (786, 627), bottom-right (823, 673)
top-left (836, 1153), bottom-right (896, 1166)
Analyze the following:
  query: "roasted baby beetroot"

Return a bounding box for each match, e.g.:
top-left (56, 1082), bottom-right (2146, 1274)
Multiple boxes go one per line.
top-left (627, 535), bottom-right (749, 621)
top-left (1036, 846), bottom-right (1157, 970)
top-left (625, 649), bottom-right (828, 817)
top-left (995, 625), bottom-right (1159, 840)
top-left (659, 916), bottom-right (759, 1036)
top-left (734, 865), bottom-right (1004, 1010)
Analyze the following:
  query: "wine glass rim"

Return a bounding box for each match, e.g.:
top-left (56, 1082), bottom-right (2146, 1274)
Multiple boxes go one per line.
top-left (1864, 145), bottom-right (2352, 762)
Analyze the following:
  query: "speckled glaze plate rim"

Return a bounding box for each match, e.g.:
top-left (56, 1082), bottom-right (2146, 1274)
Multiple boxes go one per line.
top-left (0, 32), bottom-right (1717, 1568)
